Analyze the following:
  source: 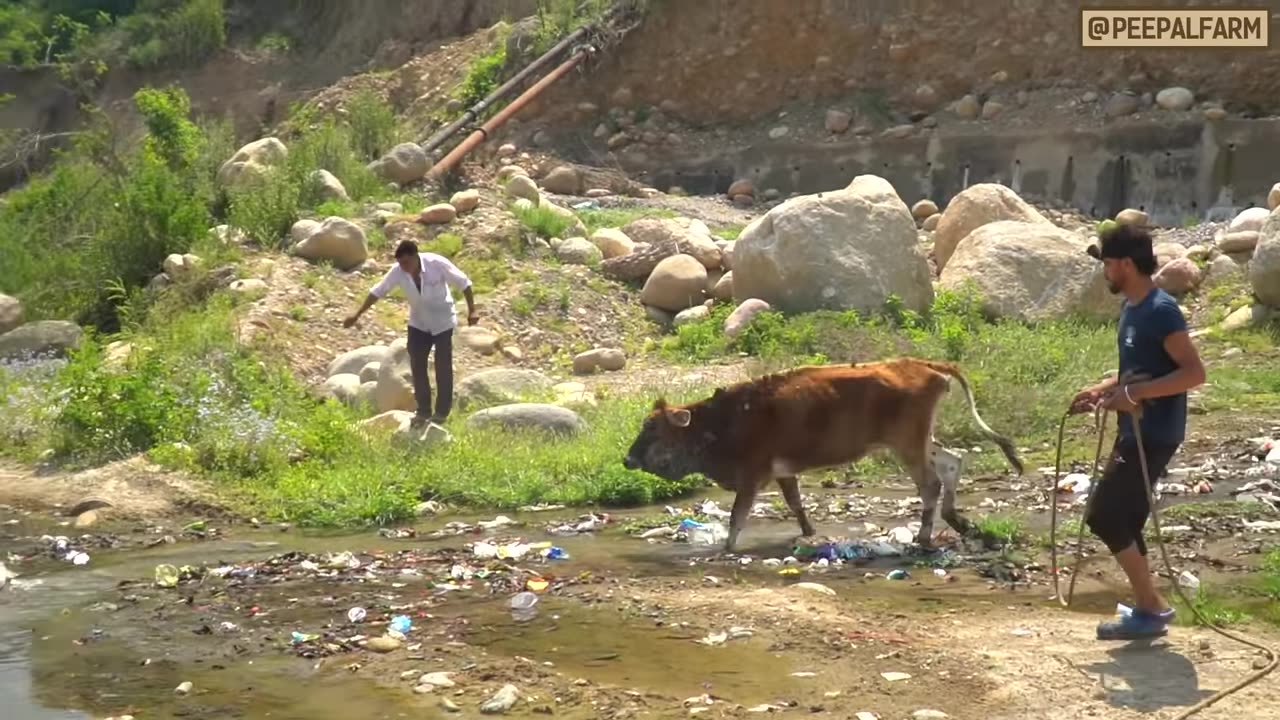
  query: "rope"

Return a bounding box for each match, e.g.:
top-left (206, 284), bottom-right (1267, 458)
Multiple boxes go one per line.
top-left (1048, 377), bottom-right (1278, 719)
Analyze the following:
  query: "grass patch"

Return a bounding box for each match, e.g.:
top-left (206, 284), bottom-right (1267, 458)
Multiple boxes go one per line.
top-left (713, 225), bottom-right (745, 241)
top-left (576, 206), bottom-right (677, 234)
top-left (974, 514), bottom-right (1027, 547)
top-left (1162, 500), bottom-right (1276, 523)
top-left (423, 232), bottom-right (464, 258)
top-left (513, 203), bottom-right (577, 239)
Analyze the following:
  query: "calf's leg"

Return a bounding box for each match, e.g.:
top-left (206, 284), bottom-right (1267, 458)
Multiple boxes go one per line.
top-left (937, 456), bottom-right (973, 537)
top-left (910, 459), bottom-right (942, 548)
top-left (777, 476), bottom-right (816, 538)
top-left (725, 478), bottom-right (761, 554)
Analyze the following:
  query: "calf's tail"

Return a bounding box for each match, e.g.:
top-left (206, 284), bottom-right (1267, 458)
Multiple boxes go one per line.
top-left (927, 361), bottom-right (1025, 476)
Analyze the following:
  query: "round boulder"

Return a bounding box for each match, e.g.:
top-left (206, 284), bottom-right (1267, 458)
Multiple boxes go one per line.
top-left (541, 166), bottom-right (583, 195)
top-left (932, 183), bottom-right (1052, 271)
top-left (590, 228), bottom-right (635, 259)
top-left (1154, 258), bottom-right (1202, 294)
top-left (1155, 87), bottom-right (1195, 111)
top-left (556, 237), bottom-right (603, 266)
top-left (466, 403), bottom-right (586, 437)
top-left (0, 294), bottom-right (23, 335)
top-left (1228, 207), bottom-right (1271, 234)
top-left (912, 199), bottom-right (939, 221)
top-left (217, 138), bottom-right (288, 188)
top-left (572, 347), bottom-right (626, 375)
top-left (328, 345), bottom-right (391, 379)
top-left (724, 299), bottom-right (771, 339)
top-left (1250, 211), bottom-right (1280, 306)
top-left (369, 143), bottom-right (429, 186)
top-left (457, 368), bottom-right (554, 410)
top-left (641, 254), bottom-right (708, 312)
top-left (293, 217), bottom-right (369, 271)
top-left (0, 320), bottom-right (83, 360)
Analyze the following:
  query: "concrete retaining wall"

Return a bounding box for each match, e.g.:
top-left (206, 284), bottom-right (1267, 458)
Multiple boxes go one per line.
top-left (638, 118), bottom-right (1280, 225)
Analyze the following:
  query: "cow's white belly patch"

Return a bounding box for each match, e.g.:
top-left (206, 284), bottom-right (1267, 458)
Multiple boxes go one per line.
top-left (771, 458), bottom-right (798, 478)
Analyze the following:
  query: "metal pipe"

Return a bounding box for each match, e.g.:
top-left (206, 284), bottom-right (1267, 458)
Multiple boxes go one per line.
top-left (427, 46), bottom-right (593, 181)
top-left (420, 24), bottom-right (594, 155)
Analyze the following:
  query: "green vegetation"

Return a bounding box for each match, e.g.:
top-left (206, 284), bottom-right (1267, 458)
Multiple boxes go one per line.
top-left (576, 206), bottom-right (677, 234)
top-left (514, 203), bottom-right (578, 238)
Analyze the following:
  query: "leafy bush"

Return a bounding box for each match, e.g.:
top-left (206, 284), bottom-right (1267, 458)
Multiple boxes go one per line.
top-left (345, 88), bottom-right (398, 162)
top-left (123, 0), bottom-right (226, 70)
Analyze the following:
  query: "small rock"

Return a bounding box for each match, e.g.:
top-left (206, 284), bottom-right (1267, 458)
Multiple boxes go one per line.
top-left (497, 143), bottom-right (517, 158)
top-left (450, 189), bottom-right (481, 214)
top-left (727, 178), bottom-right (754, 198)
top-left (1254, 657), bottom-right (1271, 670)
top-left (732, 194), bottom-right (754, 208)
top-left (912, 199), bottom-right (939, 221)
top-left (480, 684), bottom-right (520, 714)
top-left (1082, 91), bottom-right (1099, 102)
top-left (913, 83), bottom-right (940, 110)
top-left (74, 510), bottom-right (99, 528)
top-left (1269, 182), bottom-right (1280, 211)
top-left (912, 711), bottom-right (948, 720)
top-left (922, 213), bottom-right (941, 231)
top-left (1115, 208), bottom-right (1149, 226)
top-left (229, 279), bottom-right (268, 295)
top-left (724, 299), bottom-right (771, 338)
top-left (1204, 107), bottom-right (1227, 121)
top-left (555, 237), bottom-right (602, 266)
top-left (1156, 86), bottom-right (1195, 111)
top-left (419, 672), bottom-right (456, 688)
top-left (981, 100), bottom-right (1004, 119)
top-left (175, 681), bottom-right (193, 695)
top-left (505, 175), bottom-right (540, 205)
top-left (366, 636), bottom-right (402, 653)
top-left (590, 228), bottom-right (635, 259)
top-left (542, 166), bottom-right (583, 195)
top-left (768, 126), bottom-right (790, 139)
top-left (441, 698), bottom-right (461, 713)
top-left (1104, 93), bottom-right (1140, 117)
top-left (459, 326), bottom-right (501, 355)
top-left (953, 94), bottom-right (981, 119)
top-left (882, 124), bottom-right (915, 139)
top-left (825, 109), bottom-right (852, 134)
top-left (674, 305), bottom-right (711, 327)
top-left (572, 348), bottom-right (626, 375)
top-left (1218, 231), bottom-right (1259, 254)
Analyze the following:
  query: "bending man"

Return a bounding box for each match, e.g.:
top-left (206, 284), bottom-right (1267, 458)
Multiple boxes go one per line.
top-left (344, 240), bottom-right (477, 426)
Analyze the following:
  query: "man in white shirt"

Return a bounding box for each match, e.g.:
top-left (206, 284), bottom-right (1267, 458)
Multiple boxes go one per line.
top-left (343, 240), bottom-right (478, 426)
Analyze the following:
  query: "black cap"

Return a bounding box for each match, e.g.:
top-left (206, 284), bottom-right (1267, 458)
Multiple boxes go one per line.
top-left (1086, 222), bottom-right (1155, 265)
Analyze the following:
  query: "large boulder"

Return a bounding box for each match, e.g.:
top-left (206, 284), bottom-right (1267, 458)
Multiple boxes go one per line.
top-left (0, 294), bottom-right (23, 335)
top-left (1250, 211), bottom-right (1280, 306)
top-left (555, 237), bottom-right (602, 266)
top-left (217, 138), bottom-right (288, 188)
top-left (572, 347), bottom-right (626, 374)
top-left (938, 221), bottom-right (1117, 323)
top-left (541, 166), bottom-right (583, 195)
top-left (0, 320), bottom-right (83, 360)
top-left (1269, 183), bottom-right (1280, 211)
top-left (622, 218), bottom-right (721, 269)
top-left (932, 183), bottom-right (1052, 270)
top-left (1228, 207), bottom-right (1271, 234)
top-left (293, 217), bottom-right (369, 271)
top-left (327, 345), bottom-right (391, 379)
top-left (310, 170), bottom-right (350, 202)
top-left (466, 403), bottom-right (586, 437)
top-left (370, 143), bottom-right (428, 186)
top-left (321, 373), bottom-right (362, 407)
top-left (457, 368), bottom-right (554, 410)
top-left (1154, 258), bottom-right (1202, 295)
top-left (731, 175), bottom-right (933, 314)
top-left (374, 339), bottom-right (417, 413)
top-left (590, 228), bottom-right (635, 259)
top-left (641, 254), bottom-right (708, 312)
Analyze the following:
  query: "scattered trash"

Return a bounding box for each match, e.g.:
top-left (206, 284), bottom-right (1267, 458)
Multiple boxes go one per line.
top-left (478, 515), bottom-right (517, 530)
top-left (855, 712), bottom-right (879, 720)
top-left (154, 564), bottom-right (180, 588)
top-left (880, 671), bottom-right (912, 682)
top-left (378, 528), bottom-right (416, 539)
top-left (790, 671), bottom-right (817, 678)
top-left (174, 681), bottom-right (193, 695)
top-left (1057, 473), bottom-right (1092, 495)
top-left (480, 684), bottom-right (520, 714)
top-left (546, 514), bottom-right (609, 535)
top-left (347, 607), bottom-right (367, 623)
top-left (1178, 570), bottom-right (1201, 590)
top-left (681, 519), bottom-right (729, 545)
top-left (291, 631), bottom-right (319, 644)
top-left (544, 546), bottom-right (569, 560)
top-left (218, 622), bottom-right (239, 633)
top-left (886, 569), bottom-right (910, 581)
top-left (932, 568), bottom-right (948, 578)
top-left (389, 615), bottom-right (412, 635)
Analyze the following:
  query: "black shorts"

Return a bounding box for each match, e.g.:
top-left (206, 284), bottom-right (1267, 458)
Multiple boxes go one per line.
top-left (1084, 436), bottom-right (1180, 556)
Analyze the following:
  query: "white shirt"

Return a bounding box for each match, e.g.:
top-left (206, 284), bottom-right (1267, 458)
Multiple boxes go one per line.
top-left (370, 252), bottom-right (472, 335)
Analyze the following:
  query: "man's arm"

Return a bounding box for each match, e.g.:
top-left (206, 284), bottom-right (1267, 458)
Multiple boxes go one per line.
top-left (345, 270), bottom-right (394, 327)
top-left (440, 258), bottom-right (477, 324)
top-left (1128, 330), bottom-right (1206, 401)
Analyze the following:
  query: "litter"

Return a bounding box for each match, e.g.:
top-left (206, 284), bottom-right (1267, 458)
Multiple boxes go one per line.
top-left (1178, 571), bottom-right (1201, 590)
top-left (389, 615), bottom-right (412, 635)
top-left (680, 519), bottom-right (729, 545)
top-left (880, 672), bottom-right (912, 682)
top-left (347, 607), bottom-right (367, 623)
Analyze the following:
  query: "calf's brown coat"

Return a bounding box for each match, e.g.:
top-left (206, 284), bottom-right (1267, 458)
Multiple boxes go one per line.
top-left (623, 357), bottom-right (1024, 552)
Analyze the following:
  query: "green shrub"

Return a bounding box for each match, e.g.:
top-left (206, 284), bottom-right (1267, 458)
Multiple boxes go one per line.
top-left (124, 0), bottom-right (226, 70)
top-left (346, 88), bottom-right (398, 162)
top-left (513, 203), bottom-right (576, 238)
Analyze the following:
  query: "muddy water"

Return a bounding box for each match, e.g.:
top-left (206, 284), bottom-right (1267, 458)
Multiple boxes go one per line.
top-left (0, 478), bottom-right (1255, 720)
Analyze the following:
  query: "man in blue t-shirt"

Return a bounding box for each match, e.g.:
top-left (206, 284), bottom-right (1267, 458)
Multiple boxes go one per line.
top-left (1070, 222), bottom-right (1206, 641)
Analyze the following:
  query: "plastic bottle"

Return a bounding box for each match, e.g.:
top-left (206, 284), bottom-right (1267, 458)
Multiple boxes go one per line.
top-left (681, 519), bottom-right (729, 545)
top-left (389, 615), bottom-right (412, 634)
top-left (510, 592), bottom-right (539, 611)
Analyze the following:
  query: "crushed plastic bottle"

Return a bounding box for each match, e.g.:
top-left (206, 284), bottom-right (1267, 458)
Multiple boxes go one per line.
top-left (544, 546), bottom-right (569, 560)
top-left (389, 615), bottom-right (412, 635)
top-left (1178, 570), bottom-right (1201, 590)
top-left (680, 519), bottom-right (729, 545)
top-left (510, 591), bottom-right (539, 622)
top-left (886, 569), bottom-right (910, 580)
top-left (347, 607), bottom-right (367, 623)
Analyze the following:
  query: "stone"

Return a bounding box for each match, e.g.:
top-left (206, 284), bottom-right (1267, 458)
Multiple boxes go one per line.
top-left (359, 362), bottom-right (381, 384)
top-left (912, 199), bottom-right (939, 221)
top-left (1115, 208), bottom-right (1149, 226)
top-left (459, 326), bottom-right (501, 355)
top-left (720, 240), bottom-right (737, 271)
top-left (1204, 107), bottom-right (1227, 121)
top-left (373, 339), bottom-right (417, 413)
top-left (102, 341), bottom-right (133, 372)
top-left (1250, 211), bottom-right (1280, 306)
top-left (328, 345), bottom-right (391, 379)
top-left (912, 712), bottom-right (949, 720)
top-left (0, 320), bottom-right (83, 360)
top-left (922, 213), bottom-right (941, 231)
top-left (732, 194), bottom-right (754, 208)
top-left (162, 253), bottom-right (202, 281)
top-left (1228, 206), bottom-right (1271, 234)
top-left (1204, 254), bottom-right (1244, 287)
top-left (711, 271), bottom-right (734, 300)
top-left (321, 374), bottom-right (362, 407)
top-left (370, 143), bottom-right (428, 186)
top-left (585, 188), bottom-right (613, 198)
top-left (365, 636), bottom-right (402, 653)
top-left (419, 203), bottom-right (457, 225)
top-left (418, 672), bottom-right (456, 689)
top-left (457, 368), bottom-right (554, 410)
top-left (674, 305), bottom-right (711, 327)
top-left (622, 218), bottom-right (721, 269)
top-left (541, 166), bottom-right (583, 195)
top-left (825, 109), bottom-right (852, 133)
top-left (1155, 86), bottom-right (1195, 111)
top-left (217, 137), bottom-right (288, 187)
top-left (954, 94), bottom-right (981, 120)
top-left (1082, 91), bottom-right (1099, 103)
top-left (497, 143), bottom-right (517, 158)
top-left (1154, 241), bottom-right (1188, 269)
top-left (310, 169), bottom-right (349, 202)
top-left (497, 165), bottom-right (527, 183)
top-left (1104, 93), bottom-right (1140, 117)
top-left (229, 278), bottom-right (268, 295)
top-left (556, 237), bottom-right (603, 266)
top-left (589, 228), bottom-right (635, 259)
top-left (733, 175), bottom-right (932, 314)
top-left (913, 84), bottom-right (940, 110)
top-left (727, 179), bottom-right (755, 198)
top-left (290, 219), bottom-right (321, 246)
top-left (480, 684), bottom-right (521, 714)
top-left (467, 404), bottom-right (585, 437)
top-left (882, 124), bottom-right (914, 139)
top-left (768, 126), bottom-right (790, 139)
top-left (357, 410), bottom-right (452, 446)
top-left (930, 182), bottom-right (1053, 271)
top-left (644, 305), bottom-right (674, 326)
top-left (1218, 231), bottom-right (1260, 254)
top-left (938, 220), bottom-right (1117, 323)
top-left (724, 299), bottom-right (771, 339)
top-left (293, 217), bottom-right (369, 271)
top-left (73, 510), bottom-right (99, 528)
top-left (981, 100), bottom-right (1004, 119)
top-left (504, 175), bottom-right (541, 205)
top-left (1269, 183), bottom-right (1280, 211)
top-left (1154, 258), bottom-right (1202, 294)
top-left (450, 189), bottom-right (481, 214)
top-left (642, 254), bottom-right (708, 312)
top-left (1221, 303), bottom-right (1271, 331)
top-left (552, 381), bottom-right (596, 408)
top-left (572, 348), bottom-right (626, 374)
top-left (0, 294), bottom-right (23, 335)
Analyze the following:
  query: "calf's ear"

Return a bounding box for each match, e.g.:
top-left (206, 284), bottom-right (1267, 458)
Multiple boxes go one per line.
top-left (665, 408), bottom-right (692, 427)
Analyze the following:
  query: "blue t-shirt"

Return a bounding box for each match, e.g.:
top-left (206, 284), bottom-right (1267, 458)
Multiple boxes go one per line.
top-left (1116, 287), bottom-right (1188, 446)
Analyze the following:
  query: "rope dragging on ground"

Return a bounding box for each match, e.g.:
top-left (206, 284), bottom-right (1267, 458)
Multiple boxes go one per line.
top-left (1048, 375), bottom-right (1278, 720)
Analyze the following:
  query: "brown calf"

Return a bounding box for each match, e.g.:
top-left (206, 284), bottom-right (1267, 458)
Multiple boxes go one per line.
top-left (622, 357), bottom-right (1024, 553)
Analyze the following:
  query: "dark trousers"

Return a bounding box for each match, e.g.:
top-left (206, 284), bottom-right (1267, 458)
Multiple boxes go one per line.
top-left (1085, 436), bottom-right (1180, 556)
top-left (406, 326), bottom-right (454, 422)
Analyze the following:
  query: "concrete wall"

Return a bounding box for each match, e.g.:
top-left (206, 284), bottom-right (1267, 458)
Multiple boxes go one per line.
top-left (639, 118), bottom-right (1280, 225)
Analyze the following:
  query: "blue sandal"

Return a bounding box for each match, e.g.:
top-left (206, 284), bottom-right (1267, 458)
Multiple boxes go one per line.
top-left (1097, 607), bottom-right (1176, 640)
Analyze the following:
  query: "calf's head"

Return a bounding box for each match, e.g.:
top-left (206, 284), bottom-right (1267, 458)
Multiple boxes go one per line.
top-left (622, 398), bottom-right (712, 481)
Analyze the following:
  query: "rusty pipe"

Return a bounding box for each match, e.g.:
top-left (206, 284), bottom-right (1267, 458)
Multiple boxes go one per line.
top-left (421, 24), bottom-right (594, 155)
top-left (427, 46), bottom-right (593, 181)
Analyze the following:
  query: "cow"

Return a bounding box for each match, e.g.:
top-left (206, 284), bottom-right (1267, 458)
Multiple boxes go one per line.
top-left (622, 357), bottom-right (1024, 553)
